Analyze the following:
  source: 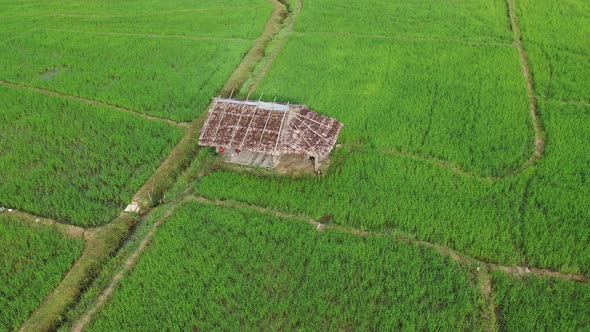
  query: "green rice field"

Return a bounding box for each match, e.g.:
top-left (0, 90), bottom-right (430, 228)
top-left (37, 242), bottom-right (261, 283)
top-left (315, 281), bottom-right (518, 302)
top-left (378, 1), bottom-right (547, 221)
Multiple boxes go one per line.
top-left (0, 86), bottom-right (183, 226)
top-left (0, 215), bottom-right (84, 330)
top-left (493, 272), bottom-right (590, 330)
top-left (88, 202), bottom-right (484, 331)
top-left (1, 0), bottom-right (588, 330)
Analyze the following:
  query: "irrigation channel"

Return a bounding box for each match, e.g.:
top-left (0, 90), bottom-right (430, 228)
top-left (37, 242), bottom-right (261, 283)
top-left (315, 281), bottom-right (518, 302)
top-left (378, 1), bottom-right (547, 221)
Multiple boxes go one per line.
top-left (1, 0), bottom-right (575, 331)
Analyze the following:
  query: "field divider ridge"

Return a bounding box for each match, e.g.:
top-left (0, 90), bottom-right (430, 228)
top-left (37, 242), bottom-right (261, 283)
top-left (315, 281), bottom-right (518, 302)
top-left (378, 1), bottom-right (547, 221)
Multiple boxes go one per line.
top-left (0, 209), bottom-right (85, 238)
top-left (188, 195), bottom-right (590, 283)
top-left (33, 1), bottom-right (292, 330)
top-left (71, 203), bottom-right (182, 332)
top-left (18, 212), bottom-right (137, 332)
top-left (505, 0), bottom-right (545, 173)
top-left (550, 99), bottom-right (590, 108)
top-left (0, 80), bottom-right (189, 128)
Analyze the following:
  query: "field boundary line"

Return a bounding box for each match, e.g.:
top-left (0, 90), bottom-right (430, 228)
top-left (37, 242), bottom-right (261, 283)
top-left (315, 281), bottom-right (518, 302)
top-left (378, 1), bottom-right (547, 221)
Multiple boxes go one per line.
top-left (247, 0), bottom-right (542, 181)
top-left (345, 144), bottom-right (501, 180)
top-left (188, 195), bottom-right (590, 283)
top-left (71, 204), bottom-right (181, 332)
top-left (57, 1), bottom-right (291, 330)
top-left (19, 213), bottom-right (137, 332)
top-left (0, 80), bottom-right (189, 128)
top-left (44, 28), bottom-right (253, 43)
top-left (477, 271), bottom-right (498, 332)
top-left (551, 99), bottom-right (590, 108)
top-left (292, 31), bottom-right (514, 48)
top-left (505, 0), bottom-right (545, 173)
top-left (0, 210), bottom-right (85, 238)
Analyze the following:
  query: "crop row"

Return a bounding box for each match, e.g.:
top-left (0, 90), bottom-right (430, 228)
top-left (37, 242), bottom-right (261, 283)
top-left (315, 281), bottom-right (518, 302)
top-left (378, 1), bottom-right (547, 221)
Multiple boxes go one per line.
top-left (88, 201), bottom-right (484, 330)
top-left (194, 0), bottom-right (590, 274)
top-left (0, 30), bottom-right (253, 121)
top-left (0, 214), bottom-right (84, 330)
top-left (0, 86), bottom-right (184, 226)
top-left (295, 0), bottom-right (512, 43)
top-left (493, 271), bottom-right (590, 330)
top-left (516, 0), bottom-right (589, 102)
top-left (252, 34), bottom-right (532, 176)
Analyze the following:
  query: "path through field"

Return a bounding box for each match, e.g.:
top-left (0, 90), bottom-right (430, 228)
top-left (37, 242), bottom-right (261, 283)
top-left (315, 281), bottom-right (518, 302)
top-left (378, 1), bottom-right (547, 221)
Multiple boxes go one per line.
top-left (71, 204), bottom-right (180, 332)
top-left (65, 0), bottom-right (290, 330)
top-left (7, 0), bottom-right (585, 330)
top-left (0, 80), bottom-right (189, 128)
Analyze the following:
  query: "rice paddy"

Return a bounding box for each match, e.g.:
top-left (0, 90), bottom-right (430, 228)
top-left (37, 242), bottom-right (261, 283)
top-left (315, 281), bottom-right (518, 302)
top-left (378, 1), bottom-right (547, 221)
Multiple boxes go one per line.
top-left (1, 0), bottom-right (588, 330)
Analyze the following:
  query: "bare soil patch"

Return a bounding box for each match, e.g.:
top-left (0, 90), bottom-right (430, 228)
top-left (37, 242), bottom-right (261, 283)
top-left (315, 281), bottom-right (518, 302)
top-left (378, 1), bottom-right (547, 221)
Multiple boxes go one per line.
top-left (275, 154), bottom-right (315, 174)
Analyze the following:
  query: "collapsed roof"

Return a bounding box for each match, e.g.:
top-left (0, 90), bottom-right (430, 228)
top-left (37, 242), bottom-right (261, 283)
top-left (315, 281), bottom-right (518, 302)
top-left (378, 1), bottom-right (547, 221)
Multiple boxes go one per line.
top-left (199, 98), bottom-right (343, 157)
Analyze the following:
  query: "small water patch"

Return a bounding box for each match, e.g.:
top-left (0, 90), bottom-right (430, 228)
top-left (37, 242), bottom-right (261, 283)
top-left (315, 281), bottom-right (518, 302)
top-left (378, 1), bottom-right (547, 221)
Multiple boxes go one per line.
top-left (39, 68), bottom-right (60, 80)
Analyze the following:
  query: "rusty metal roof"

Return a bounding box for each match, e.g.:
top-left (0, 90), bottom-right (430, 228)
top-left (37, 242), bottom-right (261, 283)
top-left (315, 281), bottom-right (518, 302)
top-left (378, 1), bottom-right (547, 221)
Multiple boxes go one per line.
top-left (199, 98), bottom-right (343, 157)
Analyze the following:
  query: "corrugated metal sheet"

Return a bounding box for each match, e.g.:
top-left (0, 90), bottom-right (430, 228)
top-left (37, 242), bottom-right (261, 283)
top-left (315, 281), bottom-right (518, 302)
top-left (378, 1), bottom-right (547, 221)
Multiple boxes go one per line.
top-left (199, 98), bottom-right (343, 157)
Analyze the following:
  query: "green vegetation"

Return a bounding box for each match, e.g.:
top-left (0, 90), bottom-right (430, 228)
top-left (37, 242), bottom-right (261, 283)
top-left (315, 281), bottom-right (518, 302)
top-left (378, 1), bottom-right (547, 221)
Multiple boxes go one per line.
top-left (0, 0), bottom-right (269, 17)
top-left (195, 0), bottom-right (590, 276)
top-left (516, 0), bottom-right (590, 102)
top-left (88, 202), bottom-right (484, 330)
top-left (250, 35), bottom-right (532, 175)
top-left (522, 101), bottom-right (590, 272)
top-left (195, 150), bottom-right (528, 264)
top-left (56, 206), bottom-right (169, 332)
top-left (0, 215), bottom-right (84, 331)
top-left (0, 0), bottom-right (272, 121)
top-left (493, 272), bottom-right (590, 330)
top-left (0, 30), bottom-right (252, 121)
top-left (0, 86), bottom-right (183, 226)
top-left (1, 0), bottom-right (589, 329)
top-left (296, 0), bottom-right (512, 43)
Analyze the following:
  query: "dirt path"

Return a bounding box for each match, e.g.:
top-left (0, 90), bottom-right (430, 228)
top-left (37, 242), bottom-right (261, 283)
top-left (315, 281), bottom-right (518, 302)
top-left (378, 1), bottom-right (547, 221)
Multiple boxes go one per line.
top-left (0, 80), bottom-right (189, 129)
top-left (190, 195), bottom-right (589, 283)
top-left (0, 210), bottom-right (84, 238)
top-left (219, 0), bottom-right (289, 97)
top-left (71, 204), bottom-right (180, 332)
top-left (505, 0), bottom-right (545, 172)
top-left (19, 213), bottom-right (136, 332)
top-left (64, 1), bottom-right (292, 330)
top-left (477, 271), bottom-right (499, 332)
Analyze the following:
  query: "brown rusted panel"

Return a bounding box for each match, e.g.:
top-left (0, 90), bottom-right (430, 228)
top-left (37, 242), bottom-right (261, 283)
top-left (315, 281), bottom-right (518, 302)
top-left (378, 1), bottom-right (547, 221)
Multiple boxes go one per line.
top-left (199, 99), bottom-right (343, 157)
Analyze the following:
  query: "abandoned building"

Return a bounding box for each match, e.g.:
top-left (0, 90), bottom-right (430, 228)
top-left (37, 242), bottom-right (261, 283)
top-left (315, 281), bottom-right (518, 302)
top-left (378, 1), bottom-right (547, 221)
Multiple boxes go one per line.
top-left (198, 98), bottom-right (343, 172)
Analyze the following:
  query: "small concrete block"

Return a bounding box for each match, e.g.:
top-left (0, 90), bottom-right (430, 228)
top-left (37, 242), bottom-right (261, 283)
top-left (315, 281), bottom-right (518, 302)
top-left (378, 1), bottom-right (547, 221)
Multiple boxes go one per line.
top-left (124, 202), bottom-right (140, 213)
